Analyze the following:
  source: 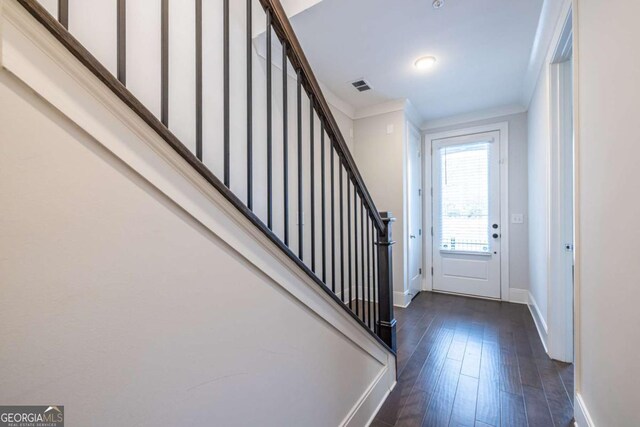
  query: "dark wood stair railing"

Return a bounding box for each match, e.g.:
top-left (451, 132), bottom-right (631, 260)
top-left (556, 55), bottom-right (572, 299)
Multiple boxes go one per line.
top-left (16, 0), bottom-right (397, 352)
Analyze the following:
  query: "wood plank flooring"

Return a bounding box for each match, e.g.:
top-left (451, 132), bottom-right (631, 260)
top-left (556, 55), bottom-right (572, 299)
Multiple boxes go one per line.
top-left (372, 292), bottom-right (573, 427)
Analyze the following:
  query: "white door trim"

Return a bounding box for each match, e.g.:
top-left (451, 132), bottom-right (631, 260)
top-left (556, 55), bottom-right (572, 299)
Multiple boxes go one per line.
top-left (570, 0), bottom-right (582, 404)
top-left (405, 120), bottom-right (423, 301)
top-left (423, 122), bottom-right (510, 300)
top-left (548, 6), bottom-right (574, 363)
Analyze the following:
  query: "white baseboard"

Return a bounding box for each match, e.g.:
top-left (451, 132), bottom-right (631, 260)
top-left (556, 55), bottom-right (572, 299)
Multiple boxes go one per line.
top-left (574, 393), bottom-right (595, 427)
top-left (509, 289), bottom-right (550, 353)
top-left (393, 290), bottom-right (411, 308)
top-left (509, 288), bottom-right (529, 304)
top-left (527, 291), bottom-right (549, 352)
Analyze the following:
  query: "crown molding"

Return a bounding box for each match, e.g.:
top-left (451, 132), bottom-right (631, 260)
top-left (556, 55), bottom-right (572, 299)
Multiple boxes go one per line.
top-left (252, 38), bottom-right (356, 120)
top-left (318, 81), bottom-right (356, 119)
top-left (421, 104), bottom-right (526, 131)
top-left (521, 0), bottom-right (572, 107)
top-left (353, 99), bottom-right (407, 120)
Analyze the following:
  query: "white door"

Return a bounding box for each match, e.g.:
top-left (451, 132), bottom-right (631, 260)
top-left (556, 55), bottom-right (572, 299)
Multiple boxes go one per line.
top-left (559, 55), bottom-right (574, 362)
top-left (432, 131), bottom-right (501, 299)
top-left (407, 125), bottom-right (423, 299)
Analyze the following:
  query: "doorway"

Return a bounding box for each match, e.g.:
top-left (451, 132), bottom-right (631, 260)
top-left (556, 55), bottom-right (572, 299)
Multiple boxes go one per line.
top-left (424, 122), bottom-right (509, 301)
top-left (548, 10), bottom-right (574, 363)
top-left (431, 131), bottom-right (502, 299)
top-left (407, 124), bottom-right (423, 300)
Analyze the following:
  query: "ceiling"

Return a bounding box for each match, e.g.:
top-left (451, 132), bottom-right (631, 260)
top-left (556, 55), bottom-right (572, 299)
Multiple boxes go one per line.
top-left (288, 0), bottom-right (545, 123)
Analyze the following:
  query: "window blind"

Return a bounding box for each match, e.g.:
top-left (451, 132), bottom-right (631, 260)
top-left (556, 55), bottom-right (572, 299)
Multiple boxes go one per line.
top-left (438, 141), bottom-right (490, 253)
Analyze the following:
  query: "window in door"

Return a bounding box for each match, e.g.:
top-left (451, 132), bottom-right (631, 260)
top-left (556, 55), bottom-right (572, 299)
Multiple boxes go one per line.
top-left (438, 141), bottom-right (490, 253)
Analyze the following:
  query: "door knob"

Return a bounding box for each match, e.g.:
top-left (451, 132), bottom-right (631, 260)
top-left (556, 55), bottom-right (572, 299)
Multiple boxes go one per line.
top-left (492, 224), bottom-right (499, 229)
top-left (492, 233), bottom-right (499, 239)
top-left (410, 234), bottom-right (416, 239)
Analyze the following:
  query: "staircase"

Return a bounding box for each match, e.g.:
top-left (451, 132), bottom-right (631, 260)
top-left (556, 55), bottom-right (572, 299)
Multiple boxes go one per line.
top-left (19, 0), bottom-right (397, 350)
top-left (0, 0), bottom-right (397, 425)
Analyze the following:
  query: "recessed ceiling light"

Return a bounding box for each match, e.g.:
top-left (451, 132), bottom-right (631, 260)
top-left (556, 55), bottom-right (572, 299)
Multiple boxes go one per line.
top-left (415, 56), bottom-right (437, 70)
top-left (432, 0), bottom-right (445, 9)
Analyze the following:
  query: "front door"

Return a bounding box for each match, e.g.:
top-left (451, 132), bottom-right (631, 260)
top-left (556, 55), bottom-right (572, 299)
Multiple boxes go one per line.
top-left (407, 125), bottom-right (423, 300)
top-left (432, 131), bottom-right (501, 299)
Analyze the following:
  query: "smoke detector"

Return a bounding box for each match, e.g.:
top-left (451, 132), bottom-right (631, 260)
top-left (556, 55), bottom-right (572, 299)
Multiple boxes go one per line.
top-left (433, 0), bottom-right (445, 9)
top-left (350, 79), bottom-right (373, 92)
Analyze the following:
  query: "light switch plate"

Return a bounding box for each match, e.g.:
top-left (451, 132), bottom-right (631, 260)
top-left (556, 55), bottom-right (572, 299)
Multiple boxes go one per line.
top-left (386, 124), bottom-right (394, 135)
top-left (511, 213), bottom-right (524, 224)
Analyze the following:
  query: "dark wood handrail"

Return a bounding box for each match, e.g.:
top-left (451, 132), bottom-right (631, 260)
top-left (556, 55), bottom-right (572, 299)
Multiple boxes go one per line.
top-left (259, 0), bottom-right (385, 233)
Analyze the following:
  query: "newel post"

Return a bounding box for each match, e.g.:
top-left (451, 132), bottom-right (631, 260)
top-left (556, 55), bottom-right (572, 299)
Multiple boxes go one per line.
top-left (376, 211), bottom-right (397, 351)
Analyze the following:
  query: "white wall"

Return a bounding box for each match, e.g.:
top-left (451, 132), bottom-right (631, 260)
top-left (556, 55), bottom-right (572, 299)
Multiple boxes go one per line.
top-left (574, 0), bottom-right (640, 425)
top-left (353, 110), bottom-right (408, 305)
top-left (527, 68), bottom-right (550, 324)
top-left (424, 112), bottom-right (530, 296)
top-left (330, 104), bottom-right (355, 152)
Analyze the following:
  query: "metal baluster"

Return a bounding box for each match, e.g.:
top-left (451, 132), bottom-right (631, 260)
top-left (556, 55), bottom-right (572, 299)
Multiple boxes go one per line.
top-left (339, 163), bottom-right (344, 302)
top-left (58, 0), bottom-right (68, 29)
top-left (117, 0), bottom-right (126, 85)
top-left (331, 146), bottom-right (336, 293)
top-left (297, 71), bottom-right (303, 260)
top-left (347, 177), bottom-right (352, 309)
top-left (354, 187), bottom-right (359, 316)
top-left (282, 42), bottom-right (289, 245)
top-left (223, 0), bottom-right (230, 186)
top-left (195, 0), bottom-right (202, 160)
top-left (246, 0), bottom-right (253, 209)
top-left (373, 222), bottom-right (378, 334)
top-left (321, 125), bottom-right (327, 283)
top-left (161, 0), bottom-right (168, 126)
top-left (266, 10), bottom-right (273, 229)
top-left (310, 96), bottom-right (315, 272)
top-left (367, 214), bottom-right (372, 329)
top-left (361, 199), bottom-right (365, 322)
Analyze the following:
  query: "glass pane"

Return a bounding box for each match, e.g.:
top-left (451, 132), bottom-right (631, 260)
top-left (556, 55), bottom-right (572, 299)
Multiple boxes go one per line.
top-left (439, 141), bottom-right (490, 253)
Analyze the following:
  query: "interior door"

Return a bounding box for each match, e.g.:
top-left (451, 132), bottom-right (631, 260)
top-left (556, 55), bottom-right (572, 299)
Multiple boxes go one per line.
top-left (432, 131), bottom-right (501, 299)
top-left (407, 125), bottom-right (423, 300)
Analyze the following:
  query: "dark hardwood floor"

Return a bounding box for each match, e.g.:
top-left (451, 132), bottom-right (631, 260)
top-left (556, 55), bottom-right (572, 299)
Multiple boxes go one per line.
top-left (372, 292), bottom-right (574, 427)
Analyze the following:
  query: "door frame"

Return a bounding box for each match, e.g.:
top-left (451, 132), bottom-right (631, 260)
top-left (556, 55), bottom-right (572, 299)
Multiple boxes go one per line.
top-left (548, 8), bottom-right (574, 363)
top-left (405, 120), bottom-right (423, 302)
top-left (423, 122), bottom-right (510, 300)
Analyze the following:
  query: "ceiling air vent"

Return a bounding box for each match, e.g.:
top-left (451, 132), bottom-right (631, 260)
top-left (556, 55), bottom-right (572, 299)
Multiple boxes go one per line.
top-left (351, 79), bottom-right (372, 92)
